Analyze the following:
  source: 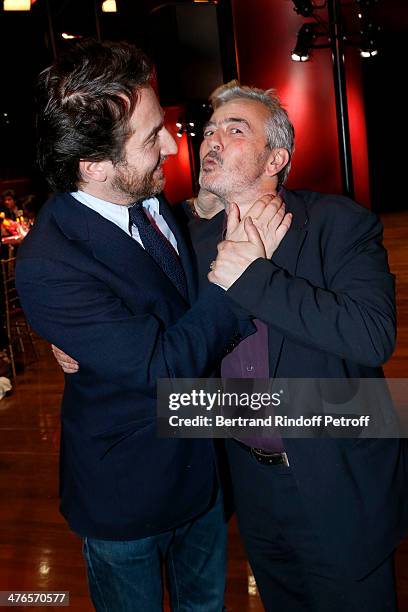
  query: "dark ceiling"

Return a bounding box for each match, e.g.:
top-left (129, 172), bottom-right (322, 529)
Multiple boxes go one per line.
top-left (0, 0), bottom-right (215, 182)
top-left (0, 0), bottom-right (406, 206)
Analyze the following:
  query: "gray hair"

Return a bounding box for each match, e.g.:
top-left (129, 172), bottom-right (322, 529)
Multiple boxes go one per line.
top-left (209, 80), bottom-right (295, 187)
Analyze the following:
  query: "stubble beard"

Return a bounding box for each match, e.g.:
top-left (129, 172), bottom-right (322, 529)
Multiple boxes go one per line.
top-left (112, 158), bottom-right (165, 203)
top-left (199, 149), bottom-right (270, 201)
top-left (199, 172), bottom-right (228, 200)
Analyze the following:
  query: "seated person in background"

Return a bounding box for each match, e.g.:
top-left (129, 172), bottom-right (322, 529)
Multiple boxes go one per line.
top-left (19, 194), bottom-right (39, 225)
top-left (1, 189), bottom-right (21, 220)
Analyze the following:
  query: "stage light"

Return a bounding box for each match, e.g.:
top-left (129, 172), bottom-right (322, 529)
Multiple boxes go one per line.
top-left (102, 0), bottom-right (117, 12)
top-left (61, 32), bottom-right (82, 39)
top-left (291, 23), bottom-right (316, 62)
top-left (360, 50), bottom-right (377, 57)
top-left (3, 0), bottom-right (31, 10)
top-left (292, 0), bottom-right (314, 18)
top-left (360, 23), bottom-right (379, 58)
top-left (176, 118), bottom-right (196, 138)
top-left (291, 51), bottom-right (309, 62)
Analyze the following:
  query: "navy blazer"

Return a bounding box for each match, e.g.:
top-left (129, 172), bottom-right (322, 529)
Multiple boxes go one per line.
top-left (187, 189), bottom-right (408, 580)
top-left (16, 192), bottom-right (250, 540)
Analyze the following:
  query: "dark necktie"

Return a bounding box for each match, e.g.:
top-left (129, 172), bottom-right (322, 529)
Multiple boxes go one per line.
top-left (129, 202), bottom-right (188, 300)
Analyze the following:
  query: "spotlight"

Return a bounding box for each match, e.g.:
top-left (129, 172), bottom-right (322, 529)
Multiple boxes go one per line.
top-left (102, 0), bottom-right (117, 12)
top-left (291, 23), bottom-right (316, 62)
top-left (360, 23), bottom-right (380, 58)
top-left (292, 0), bottom-right (314, 18)
top-left (3, 0), bottom-right (31, 9)
top-left (360, 50), bottom-right (378, 58)
top-left (176, 116), bottom-right (197, 137)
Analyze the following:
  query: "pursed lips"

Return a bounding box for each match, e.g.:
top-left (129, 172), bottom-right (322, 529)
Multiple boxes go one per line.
top-left (201, 152), bottom-right (223, 171)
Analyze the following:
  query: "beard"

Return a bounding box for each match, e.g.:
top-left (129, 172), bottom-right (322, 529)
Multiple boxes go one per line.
top-left (111, 156), bottom-right (166, 203)
top-left (199, 148), bottom-right (270, 199)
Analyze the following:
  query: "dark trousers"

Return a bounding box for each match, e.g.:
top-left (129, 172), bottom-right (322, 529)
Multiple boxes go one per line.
top-left (225, 439), bottom-right (397, 612)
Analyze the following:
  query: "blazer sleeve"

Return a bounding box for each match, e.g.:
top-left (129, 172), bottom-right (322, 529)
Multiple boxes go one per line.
top-left (226, 208), bottom-right (396, 367)
top-left (16, 257), bottom-right (247, 390)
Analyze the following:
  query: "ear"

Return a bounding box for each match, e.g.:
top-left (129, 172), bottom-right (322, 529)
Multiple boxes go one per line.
top-left (265, 148), bottom-right (290, 178)
top-left (79, 160), bottom-right (111, 184)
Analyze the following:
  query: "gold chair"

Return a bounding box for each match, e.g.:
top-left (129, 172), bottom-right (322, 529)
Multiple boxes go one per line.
top-left (1, 256), bottom-right (38, 378)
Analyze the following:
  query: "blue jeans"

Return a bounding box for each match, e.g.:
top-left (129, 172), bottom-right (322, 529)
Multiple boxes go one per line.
top-left (82, 494), bottom-right (227, 611)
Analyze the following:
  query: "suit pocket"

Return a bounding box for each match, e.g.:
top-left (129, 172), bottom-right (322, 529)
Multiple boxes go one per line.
top-left (95, 417), bottom-right (154, 459)
top-left (112, 426), bottom-right (175, 524)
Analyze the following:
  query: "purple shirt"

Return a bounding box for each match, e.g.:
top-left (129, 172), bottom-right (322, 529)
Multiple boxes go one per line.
top-left (221, 319), bottom-right (285, 452)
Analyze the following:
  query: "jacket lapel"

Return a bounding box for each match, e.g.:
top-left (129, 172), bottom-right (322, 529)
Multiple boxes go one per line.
top-left (267, 189), bottom-right (309, 377)
top-left (52, 193), bottom-right (188, 307)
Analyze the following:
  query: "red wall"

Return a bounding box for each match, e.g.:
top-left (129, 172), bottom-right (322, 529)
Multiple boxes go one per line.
top-left (231, 0), bottom-right (370, 207)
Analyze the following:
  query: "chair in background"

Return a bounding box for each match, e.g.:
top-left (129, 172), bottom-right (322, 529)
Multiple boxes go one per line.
top-left (0, 256), bottom-right (38, 378)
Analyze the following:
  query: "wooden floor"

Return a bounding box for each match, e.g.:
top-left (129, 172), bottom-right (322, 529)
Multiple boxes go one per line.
top-left (382, 212), bottom-right (408, 379)
top-left (0, 212), bottom-right (407, 611)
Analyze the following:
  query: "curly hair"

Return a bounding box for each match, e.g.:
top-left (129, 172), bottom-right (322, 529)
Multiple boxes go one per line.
top-left (37, 39), bottom-right (153, 192)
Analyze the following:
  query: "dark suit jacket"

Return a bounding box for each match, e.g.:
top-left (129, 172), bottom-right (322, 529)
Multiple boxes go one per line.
top-left (15, 192), bottom-right (250, 540)
top-left (186, 188), bottom-right (408, 580)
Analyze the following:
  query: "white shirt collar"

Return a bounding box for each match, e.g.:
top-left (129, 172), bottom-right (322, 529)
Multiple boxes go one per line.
top-left (71, 191), bottom-right (160, 237)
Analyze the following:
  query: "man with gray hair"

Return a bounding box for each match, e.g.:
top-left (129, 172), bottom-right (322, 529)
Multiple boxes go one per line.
top-left (188, 80), bottom-right (407, 611)
top-left (51, 75), bottom-right (407, 610)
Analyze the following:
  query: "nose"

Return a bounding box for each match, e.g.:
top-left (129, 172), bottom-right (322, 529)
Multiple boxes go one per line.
top-left (161, 127), bottom-right (178, 156)
top-left (208, 131), bottom-right (223, 152)
top-left (201, 132), bottom-right (223, 158)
